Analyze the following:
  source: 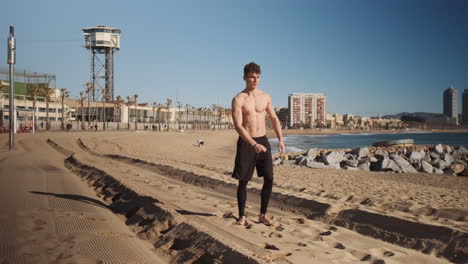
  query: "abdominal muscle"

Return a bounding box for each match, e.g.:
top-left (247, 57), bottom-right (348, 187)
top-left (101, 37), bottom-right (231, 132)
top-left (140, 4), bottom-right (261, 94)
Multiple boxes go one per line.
top-left (242, 112), bottom-right (266, 138)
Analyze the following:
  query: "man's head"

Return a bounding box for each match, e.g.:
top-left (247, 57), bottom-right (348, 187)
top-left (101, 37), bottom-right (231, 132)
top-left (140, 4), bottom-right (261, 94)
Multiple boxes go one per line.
top-left (243, 62), bottom-right (261, 77)
top-left (243, 62), bottom-right (261, 90)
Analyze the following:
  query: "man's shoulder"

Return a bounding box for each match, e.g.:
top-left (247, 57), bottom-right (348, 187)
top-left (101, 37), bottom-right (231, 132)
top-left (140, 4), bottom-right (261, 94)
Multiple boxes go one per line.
top-left (233, 91), bottom-right (248, 101)
top-left (257, 89), bottom-right (271, 101)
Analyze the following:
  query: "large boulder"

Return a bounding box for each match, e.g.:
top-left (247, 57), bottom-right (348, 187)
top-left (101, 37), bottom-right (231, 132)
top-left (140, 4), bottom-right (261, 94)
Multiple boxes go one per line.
top-left (305, 161), bottom-right (327, 169)
top-left (443, 153), bottom-right (454, 167)
top-left (392, 155), bottom-right (418, 173)
top-left (407, 151), bottom-right (424, 161)
top-left (344, 165), bottom-right (358, 171)
top-left (374, 149), bottom-right (389, 159)
top-left (296, 155), bottom-right (309, 166)
top-left (344, 159), bottom-right (359, 168)
top-left (282, 160), bottom-right (297, 166)
top-left (373, 157), bottom-right (400, 172)
top-left (352, 147), bottom-right (369, 159)
top-left (357, 160), bottom-right (371, 171)
top-left (453, 149), bottom-right (468, 160)
top-left (429, 151), bottom-right (440, 160)
top-left (326, 163), bottom-right (341, 169)
top-left (432, 159), bottom-right (447, 170)
top-left (420, 160), bottom-right (433, 173)
top-left (411, 160), bottom-right (422, 171)
top-left (305, 148), bottom-right (318, 160)
top-left (449, 163), bottom-right (465, 174)
top-left (273, 158), bottom-right (282, 166)
top-left (434, 144), bottom-right (444, 154)
top-left (324, 151), bottom-right (345, 165)
top-left (422, 153), bottom-right (432, 163)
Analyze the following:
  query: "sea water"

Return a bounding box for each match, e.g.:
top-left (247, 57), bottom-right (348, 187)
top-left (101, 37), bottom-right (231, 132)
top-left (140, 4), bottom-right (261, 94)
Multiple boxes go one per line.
top-left (269, 132), bottom-right (468, 154)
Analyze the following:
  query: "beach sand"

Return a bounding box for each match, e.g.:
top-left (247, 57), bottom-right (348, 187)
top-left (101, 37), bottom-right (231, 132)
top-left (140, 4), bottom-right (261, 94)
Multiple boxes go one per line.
top-left (1, 130), bottom-right (467, 263)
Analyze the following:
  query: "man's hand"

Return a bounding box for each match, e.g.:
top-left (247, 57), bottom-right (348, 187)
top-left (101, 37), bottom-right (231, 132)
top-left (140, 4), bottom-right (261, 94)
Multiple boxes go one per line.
top-left (278, 141), bottom-right (285, 155)
top-left (253, 143), bottom-right (267, 153)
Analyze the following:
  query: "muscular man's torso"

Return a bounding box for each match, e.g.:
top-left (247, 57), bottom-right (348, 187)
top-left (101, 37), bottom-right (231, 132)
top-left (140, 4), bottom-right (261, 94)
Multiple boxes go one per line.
top-left (237, 90), bottom-right (269, 138)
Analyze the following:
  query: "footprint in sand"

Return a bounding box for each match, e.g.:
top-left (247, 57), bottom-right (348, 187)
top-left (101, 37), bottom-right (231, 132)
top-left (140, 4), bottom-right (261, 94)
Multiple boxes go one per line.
top-left (263, 243), bottom-right (280, 250)
top-left (332, 242), bottom-right (346, 250)
top-left (296, 218), bottom-right (305, 224)
top-left (269, 232), bottom-right (282, 238)
top-left (270, 252), bottom-right (292, 260)
top-left (318, 231), bottom-right (332, 236)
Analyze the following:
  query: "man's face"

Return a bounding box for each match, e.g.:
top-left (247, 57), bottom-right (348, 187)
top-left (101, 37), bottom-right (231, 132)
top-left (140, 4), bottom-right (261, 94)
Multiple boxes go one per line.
top-left (244, 72), bottom-right (260, 90)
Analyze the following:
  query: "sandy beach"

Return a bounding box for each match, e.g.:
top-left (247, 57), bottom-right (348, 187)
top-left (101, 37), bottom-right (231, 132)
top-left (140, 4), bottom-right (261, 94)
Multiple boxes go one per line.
top-left (1, 129), bottom-right (467, 263)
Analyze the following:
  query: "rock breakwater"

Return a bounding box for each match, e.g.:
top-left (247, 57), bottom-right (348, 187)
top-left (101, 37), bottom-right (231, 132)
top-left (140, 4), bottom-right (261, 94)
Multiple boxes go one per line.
top-left (274, 144), bottom-right (468, 176)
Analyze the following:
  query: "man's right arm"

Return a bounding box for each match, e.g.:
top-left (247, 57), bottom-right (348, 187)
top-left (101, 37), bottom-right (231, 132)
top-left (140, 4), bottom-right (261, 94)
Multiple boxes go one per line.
top-left (232, 96), bottom-right (258, 148)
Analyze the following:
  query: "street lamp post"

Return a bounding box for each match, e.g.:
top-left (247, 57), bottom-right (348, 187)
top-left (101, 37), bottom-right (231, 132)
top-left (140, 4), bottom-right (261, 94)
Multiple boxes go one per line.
top-left (8, 25), bottom-right (16, 150)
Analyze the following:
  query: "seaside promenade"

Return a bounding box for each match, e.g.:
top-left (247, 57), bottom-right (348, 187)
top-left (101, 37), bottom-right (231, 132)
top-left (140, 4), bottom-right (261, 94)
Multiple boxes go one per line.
top-left (0, 131), bottom-right (465, 263)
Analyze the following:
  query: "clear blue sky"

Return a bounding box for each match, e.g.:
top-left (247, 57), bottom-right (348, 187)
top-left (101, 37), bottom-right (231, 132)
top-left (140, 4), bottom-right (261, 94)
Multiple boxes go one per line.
top-left (1, 0), bottom-right (467, 116)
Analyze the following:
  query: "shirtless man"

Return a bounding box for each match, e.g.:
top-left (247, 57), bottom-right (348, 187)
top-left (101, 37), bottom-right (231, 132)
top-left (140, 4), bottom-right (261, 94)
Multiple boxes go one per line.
top-left (231, 62), bottom-right (285, 226)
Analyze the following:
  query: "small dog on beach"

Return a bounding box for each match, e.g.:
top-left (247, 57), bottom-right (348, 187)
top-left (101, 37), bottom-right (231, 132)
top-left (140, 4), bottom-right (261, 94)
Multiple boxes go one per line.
top-left (197, 139), bottom-right (204, 148)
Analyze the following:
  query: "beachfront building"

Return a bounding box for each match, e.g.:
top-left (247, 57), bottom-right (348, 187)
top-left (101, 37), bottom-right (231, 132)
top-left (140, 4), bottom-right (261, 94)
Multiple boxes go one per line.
top-left (0, 88), bottom-right (69, 129)
top-left (463, 89), bottom-right (468, 125)
top-left (443, 86), bottom-right (458, 125)
top-left (288, 93), bottom-right (327, 128)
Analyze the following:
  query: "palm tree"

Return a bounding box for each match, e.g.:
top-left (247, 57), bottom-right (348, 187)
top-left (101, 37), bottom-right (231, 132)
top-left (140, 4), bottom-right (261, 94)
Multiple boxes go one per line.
top-left (60, 88), bottom-right (69, 130)
top-left (165, 98), bottom-right (172, 120)
top-left (44, 87), bottom-right (55, 131)
top-left (27, 83), bottom-right (40, 131)
top-left (176, 101), bottom-right (183, 129)
top-left (79, 91), bottom-right (86, 130)
top-left (85, 82), bottom-right (94, 127)
top-left (165, 98), bottom-right (172, 128)
top-left (114, 95), bottom-right (124, 130)
top-left (225, 108), bottom-right (232, 129)
top-left (217, 105), bottom-right (224, 130)
top-left (197, 107), bottom-right (203, 129)
top-left (126, 96), bottom-right (133, 129)
top-left (134, 94), bottom-right (138, 130)
top-left (151, 102), bottom-right (157, 128)
top-left (185, 104), bottom-right (190, 129)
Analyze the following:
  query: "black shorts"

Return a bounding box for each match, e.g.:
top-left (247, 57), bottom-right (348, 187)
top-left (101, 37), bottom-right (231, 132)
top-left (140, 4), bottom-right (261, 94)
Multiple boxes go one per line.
top-left (232, 136), bottom-right (273, 181)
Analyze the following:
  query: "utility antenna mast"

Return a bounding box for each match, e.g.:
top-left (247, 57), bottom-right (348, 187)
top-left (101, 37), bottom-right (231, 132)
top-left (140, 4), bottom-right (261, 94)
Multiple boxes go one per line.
top-left (82, 25), bottom-right (121, 101)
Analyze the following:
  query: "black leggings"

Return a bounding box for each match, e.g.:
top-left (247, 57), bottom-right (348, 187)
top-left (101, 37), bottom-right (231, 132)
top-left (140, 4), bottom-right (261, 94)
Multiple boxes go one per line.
top-left (237, 178), bottom-right (273, 217)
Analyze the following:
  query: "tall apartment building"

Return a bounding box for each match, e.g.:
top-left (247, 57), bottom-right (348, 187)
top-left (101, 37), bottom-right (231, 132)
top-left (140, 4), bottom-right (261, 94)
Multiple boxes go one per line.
top-left (443, 86), bottom-right (458, 124)
top-left (288, 93), bottom-right (326, 128)
top-left (463, 89), bottom-right (468, 124)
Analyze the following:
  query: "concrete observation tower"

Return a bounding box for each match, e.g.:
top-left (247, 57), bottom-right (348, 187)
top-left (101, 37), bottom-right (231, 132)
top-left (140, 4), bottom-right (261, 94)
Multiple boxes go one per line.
top-left (82, 25), bottom-right (121, 101)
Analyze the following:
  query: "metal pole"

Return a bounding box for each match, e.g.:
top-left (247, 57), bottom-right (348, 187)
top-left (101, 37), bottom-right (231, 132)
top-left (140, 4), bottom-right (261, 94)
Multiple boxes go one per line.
top-left (8, 25), bottom-right (16, 150)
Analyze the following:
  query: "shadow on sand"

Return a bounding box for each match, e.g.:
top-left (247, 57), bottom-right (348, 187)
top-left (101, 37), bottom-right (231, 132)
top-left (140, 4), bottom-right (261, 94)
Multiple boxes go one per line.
top-left (30, 191), bottom-right (109, 210)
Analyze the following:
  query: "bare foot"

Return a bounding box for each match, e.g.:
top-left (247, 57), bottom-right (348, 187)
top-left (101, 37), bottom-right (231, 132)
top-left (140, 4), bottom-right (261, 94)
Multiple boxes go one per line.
top-left (236, 216), bottom-right (248, 226)
top-left (259, 214), bottom-right (274, 226)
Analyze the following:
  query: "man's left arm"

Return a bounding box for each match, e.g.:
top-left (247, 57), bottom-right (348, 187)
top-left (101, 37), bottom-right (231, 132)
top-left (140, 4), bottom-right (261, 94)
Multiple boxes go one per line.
top-left (265, 95), bottom-right (285, 154)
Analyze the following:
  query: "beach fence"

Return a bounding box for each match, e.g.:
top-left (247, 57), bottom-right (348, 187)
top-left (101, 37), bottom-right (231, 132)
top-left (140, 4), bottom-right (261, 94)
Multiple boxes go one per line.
top-left (9, 120), bottom-right (232, 132)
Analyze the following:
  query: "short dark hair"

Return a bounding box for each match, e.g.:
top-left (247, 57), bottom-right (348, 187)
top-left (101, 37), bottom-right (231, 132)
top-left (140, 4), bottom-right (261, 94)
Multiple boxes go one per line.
top-left (244, 62), bottom-right (261, 76)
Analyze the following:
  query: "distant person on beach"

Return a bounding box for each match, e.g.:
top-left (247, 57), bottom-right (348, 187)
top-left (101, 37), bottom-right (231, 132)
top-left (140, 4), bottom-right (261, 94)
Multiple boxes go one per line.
top-left (231, 62), bottom-right (285, 226)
